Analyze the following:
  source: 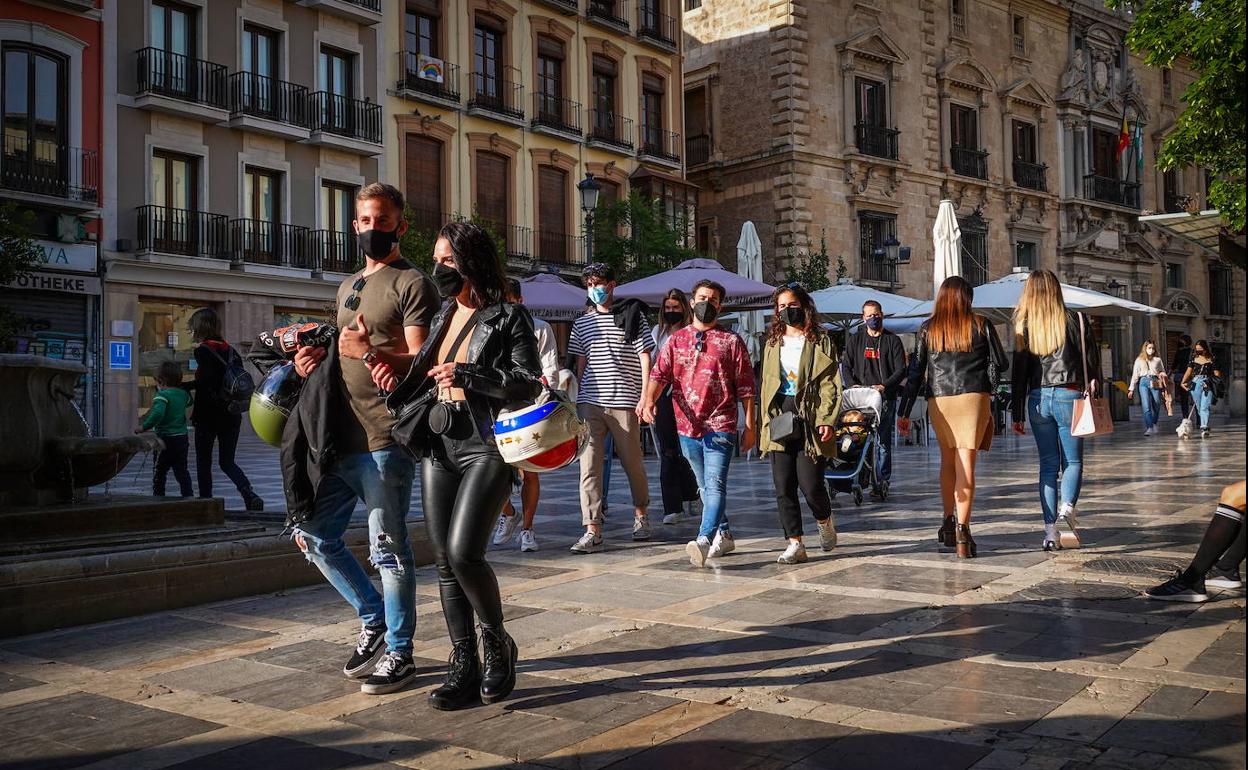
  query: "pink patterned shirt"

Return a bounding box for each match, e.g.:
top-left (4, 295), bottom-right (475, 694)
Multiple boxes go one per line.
top-left (651, 325), bottom-right (756, 438)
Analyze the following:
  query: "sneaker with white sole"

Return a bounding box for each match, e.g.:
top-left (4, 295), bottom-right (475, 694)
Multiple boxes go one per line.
top-left (492, 513), bottom-right (520, 545)
top-left (519, 529), bottom-right (539, 552)
top-left (1145, 570), bottom-right (1208, 603)
top-left (1206, 566), bottom-right (1242, 589)
top-left (708, 530), bottom-right (735, 558)
top-left (1042, 523), bottom-right (1061, 552)
top-left (686, 536), bottom-right (710, 568)
top-left (816, 518), bottom-right (837, 551)
top-left (360, 651), bottom-right (417, 694)
top-left (662, 510), bottom-right (690, 525)
top-left (632, 515), bottom-right (652, 541)
top-left (570, 531), bottom-right (603, 554)
top-left (343, 623), bottom-right (387, 678)
top-left (1057, 502), bottom-right (1081, 548)
top-left (777, 541), bottom-right (808, 564)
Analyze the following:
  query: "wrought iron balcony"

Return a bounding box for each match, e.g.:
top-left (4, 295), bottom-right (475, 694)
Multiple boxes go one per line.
top-left (588, 110), bottom-right (634, 151)
top-left (855, 123), bottom-right (899, 160)
top-left (951, 145), bottom-right (988, 179)
top-left (587, 0), bottom-right (630, 31)
top-left (532, 93), bottom-right (582, 136)
top-left (136, 47), bottom-right (228, 109)
top-left (398, 52), bottom-right (460, 103)
top-left (1, 134), bottom-right (98, 204)
top-left (860, 254), bottom-right (897, 286)
top-left (468, 74), bottom-right (524, 121)
top-left (639, 126), bottom-right (681, 164)
top-left (136, 205), bottom-right (229, 258)
top-left (310, 229), bottom-right (361, 274)
top-left (229, 219), bottom-right (311, 268)
top-left (1013, 160), bottom-right (1047, 192)
top-left (535, 0), bottom-right (579, 12)
top-left (228, 73), bottom-right (309, 127)
top-left (534, 230), bottom-right (584, 267)
top-left (1083, 174), bottom-right (1141, 209)
top-left (686, 134), bottom-right (710, 166)
top-left (309, 92), bottom-right (382, 144)
top-left (637, 6), bottom-right (677, 49)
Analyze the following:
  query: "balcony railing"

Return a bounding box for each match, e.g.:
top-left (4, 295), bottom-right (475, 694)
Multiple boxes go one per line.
top-left (686, 134), bottom-right (710, 166)
top-left (536, 0), bottom-right (579, 12)
top-left (309, 92), bottom-right (382, 143)
top-left (534, 230), bottom-right (584, 266)
top-left (228, 73), bottom-right (309, 127)
top-left (532, 93), bottom-right (582, 135)
top-left (639, 126), bottom-right (681, 163)
top-left (1012, 35), bottom-right (1026, 56)
top-left (1, 134), bottom-right (98, 203)
top-left (468, 74), bottom-right (524, 120)
top-left (637, 6), bottom-right (677, 48)
top-left (588, 110), bottom-right (634, 150)
top-left (860, 254), bottom-right (897, 286)
top-left (855, 123), bottom-right (899, 160)
top-left (406, 207), bottom-right (453, 235)
top-left (950, 146), bottom-right (988, 179)
top-left (229, 219), bottom-right (311, 267)
top-left (137, 205), bottom-right (229, 258)
top-left (398, 52), bottom-right (460, 103)
top-left (1083, 174), bottom-right (1141, 209)
top-left (478, 219), bottom-right (532, 259)
top-left (136, 47), bottom-right (227, 109)
top-left (340, 0), bottom-right (381, 10)
top-left (310, 229), bottom-right (361, 274)
top-left (952, 11), bottom-right (966, 37)
top-left (587, 0), bottom-right (629, 30)
top-left (1013, 159), bottom-right (1047, 192)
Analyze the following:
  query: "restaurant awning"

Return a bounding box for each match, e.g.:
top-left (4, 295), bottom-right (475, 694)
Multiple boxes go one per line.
top-left (1138, 209), bottom-right (1247, 268)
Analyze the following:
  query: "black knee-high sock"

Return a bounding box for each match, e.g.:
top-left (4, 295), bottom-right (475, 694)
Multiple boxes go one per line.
top-left (1184, 503), bottom-right (1245, 581)
top-left (1214, 516), bottom-right (1246, 571)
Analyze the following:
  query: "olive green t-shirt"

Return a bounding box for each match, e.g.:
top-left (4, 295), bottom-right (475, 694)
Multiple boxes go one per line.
top-left (334, 258), bottom-right (440, 453)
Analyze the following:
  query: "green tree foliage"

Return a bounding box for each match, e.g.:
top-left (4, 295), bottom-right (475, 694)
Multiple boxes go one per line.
top-left (1109, 0), bottom-right (1246, 231)
top-left (0, 202), bottom-right (43, 347)
top-left (591, 192), bottom-right (697, 281)
top-left (784, 231), bottom-right (833, 291)
top-left (399, 208), bottom-right (506, 273)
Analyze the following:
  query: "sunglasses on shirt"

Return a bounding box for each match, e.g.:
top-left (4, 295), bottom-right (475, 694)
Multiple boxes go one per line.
top-left (695, 329), bottom-right (706, 353)
top-left (344, 276), bottom-right (366, 311)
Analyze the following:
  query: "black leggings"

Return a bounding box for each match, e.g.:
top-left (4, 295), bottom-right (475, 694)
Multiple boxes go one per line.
top-left (422, 429), bottom-right (514, 643)
top-left (653, 391), bottom-right (700, 515)
top-left (194, 415), bottom-right (252, 497)
top-left (771, 397), bottom-right (832, 539)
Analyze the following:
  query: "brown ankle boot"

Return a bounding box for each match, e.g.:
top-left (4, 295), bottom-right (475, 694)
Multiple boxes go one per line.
top-left (956, 523), bottom-right (977, 559)
top-left (938, 516), bottom-right (956, 548)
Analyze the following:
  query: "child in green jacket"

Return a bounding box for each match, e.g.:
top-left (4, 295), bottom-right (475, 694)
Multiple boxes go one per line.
top-left (140, 361), bottom-right (193, 496)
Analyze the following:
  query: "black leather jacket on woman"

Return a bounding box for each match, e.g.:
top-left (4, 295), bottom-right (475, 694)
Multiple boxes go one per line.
top-left (1010, 311), bottom-right (1100, 423)
top-left (900, 316), bottom-right (1008, 418)
top-left (386, 300), bottom-right (542, 448)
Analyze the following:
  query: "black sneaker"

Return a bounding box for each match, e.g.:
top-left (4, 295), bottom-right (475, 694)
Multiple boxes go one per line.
top-left (1145, 570), bottom-right (1208, 603)
top-left (1206, 566), bottom-right (1243, 590)
top-left (360, 651), bottom-right (417, 695)
top-left (343, 624), bottom-right (386, 678)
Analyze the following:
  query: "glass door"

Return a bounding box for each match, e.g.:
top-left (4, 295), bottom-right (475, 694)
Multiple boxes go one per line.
top-left (2, 46), bottom-right (67, 196)
top-left (242, 25), bottom-right (279, 116)
top-left (319, 48), bottom-right (353, 133)
top-left (244, 166), bottom-right (281, 263)
top-left (152, 150), bottom-right (197, 254)
top-left (151, 1), bottom-right (194, 97)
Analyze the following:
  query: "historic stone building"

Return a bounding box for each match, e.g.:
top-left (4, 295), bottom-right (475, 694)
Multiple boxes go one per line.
top-left (682, 0), bottom-right (1244, 409)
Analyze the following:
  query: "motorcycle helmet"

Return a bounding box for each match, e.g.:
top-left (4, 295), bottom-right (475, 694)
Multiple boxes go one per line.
top-left (249, 361), bottom-right (303, 447)
top-left (493, 392), bottom-right (587, 472)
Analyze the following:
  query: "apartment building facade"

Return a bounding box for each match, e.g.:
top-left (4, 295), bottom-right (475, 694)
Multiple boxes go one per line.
top-left (101, 0), bottom-right (385, 435)
top-left (382, 0), bottom-right (693, 279)
top-left (1, 0), bottom-right (104, 430)
top-left (682, 0), bottom-right (1244, 405)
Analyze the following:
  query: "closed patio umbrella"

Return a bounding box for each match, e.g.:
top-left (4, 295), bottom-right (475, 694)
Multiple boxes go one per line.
top-left (932, 199), bottom-right (962, 296)
top-left (736, 222), bottom-right (766, 361)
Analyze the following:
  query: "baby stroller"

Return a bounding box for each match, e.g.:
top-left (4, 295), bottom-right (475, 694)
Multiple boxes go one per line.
top-left (824, 386), bottom-right (886, 506)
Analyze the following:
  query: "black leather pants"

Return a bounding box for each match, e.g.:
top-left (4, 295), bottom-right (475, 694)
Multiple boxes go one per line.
top-left (422, 425), bottom-right (514, 643)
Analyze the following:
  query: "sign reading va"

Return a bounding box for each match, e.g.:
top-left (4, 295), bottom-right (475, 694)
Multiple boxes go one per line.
top-left (35, 240), bottom-right (98, 274)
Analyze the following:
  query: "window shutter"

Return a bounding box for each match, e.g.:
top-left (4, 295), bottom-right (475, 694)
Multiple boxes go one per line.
top-left (475, 151), bottom-right (509, 228)
top-left (405, 135), bottom-right (442, 230)
top-left (538, 166), bottom-right (567, 236)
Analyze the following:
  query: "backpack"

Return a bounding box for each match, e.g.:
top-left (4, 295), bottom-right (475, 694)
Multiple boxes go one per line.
top-left (204, 344), bottom-right (255, 414)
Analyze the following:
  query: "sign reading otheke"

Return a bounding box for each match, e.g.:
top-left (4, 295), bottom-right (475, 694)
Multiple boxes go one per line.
top-left (109, 341), bottom-right (132, 371)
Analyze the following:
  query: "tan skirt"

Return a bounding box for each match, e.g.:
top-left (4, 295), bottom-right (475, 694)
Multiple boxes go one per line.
top-left (928, 393), bottom-right (993, 451)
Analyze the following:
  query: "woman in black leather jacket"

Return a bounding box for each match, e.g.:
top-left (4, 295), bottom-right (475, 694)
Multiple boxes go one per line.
top-left (383, 221), bottom-right (541, 710)
top-left (898, 276), bottom-right (1007, 558)
top-left (1010, 269), bottom-right (1100, 551)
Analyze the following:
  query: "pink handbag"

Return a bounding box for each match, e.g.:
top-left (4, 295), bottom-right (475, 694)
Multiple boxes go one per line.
top-left (1071, 312), bottom-right (1113, 437)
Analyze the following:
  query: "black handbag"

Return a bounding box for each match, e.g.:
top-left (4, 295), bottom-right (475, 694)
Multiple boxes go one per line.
top-left (389, 311), bottom-right (479, 451)
top-left (768, 410), bottom-right (805, 443)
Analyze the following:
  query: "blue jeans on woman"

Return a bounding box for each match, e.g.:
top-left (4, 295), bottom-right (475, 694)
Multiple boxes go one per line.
top-left (294, 447), bottom-right (417, 654)
top-left (1191, 375), bottom-right (1214, 429)
top-left (1139, 375), bottom-right (1161, 430)
top-left (678, 432), bottom-right (737, 540)
top-left (1028, 387), bottom-right (1085, 526)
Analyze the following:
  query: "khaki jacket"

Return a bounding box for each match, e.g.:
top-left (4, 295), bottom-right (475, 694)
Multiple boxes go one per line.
top-left (758, 332), bottom-right (842, 459)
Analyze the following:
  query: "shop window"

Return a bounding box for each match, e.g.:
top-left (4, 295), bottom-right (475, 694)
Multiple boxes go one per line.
top-left (136, 300), bottom-right (211, 416)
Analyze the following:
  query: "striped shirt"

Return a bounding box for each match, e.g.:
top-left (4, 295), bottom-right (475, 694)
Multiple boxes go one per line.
top-left (569, 310), bottom-right (654, 408)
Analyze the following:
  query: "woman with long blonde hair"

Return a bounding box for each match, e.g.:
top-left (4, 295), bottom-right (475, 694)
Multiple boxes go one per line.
top-left (1128, 339), bottom-right (1168, 436)
top-left (898, 276), bottom-right (1007, 558)
top-left (1010, 269), bottom-right (1100, 550)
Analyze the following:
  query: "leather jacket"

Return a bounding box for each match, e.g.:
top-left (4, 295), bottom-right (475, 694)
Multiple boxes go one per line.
top-left (1010, 311), bottom-right (1100, 422)
top-left (900, 317), bottom-right (1008, 418)
top-left (386, 300), bottom-right (542, 446)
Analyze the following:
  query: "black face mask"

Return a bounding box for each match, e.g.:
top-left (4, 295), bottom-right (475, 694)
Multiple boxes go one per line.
top-left (357, 227), bottom-right (400, 260)
top-left (692, 301), bottom-right (719, 324)
top-left (780, 306), bottom-right (806, 327)
top-left (432, 262), bottom-right (465, 299)
top-left (662, 311), bottom-right (684, 326)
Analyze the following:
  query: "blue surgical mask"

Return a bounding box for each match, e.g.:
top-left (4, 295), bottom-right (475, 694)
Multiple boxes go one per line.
top-left (588, 286), bottom-right (609, 305)
top-left (866, 316), bottom-right (883, 331)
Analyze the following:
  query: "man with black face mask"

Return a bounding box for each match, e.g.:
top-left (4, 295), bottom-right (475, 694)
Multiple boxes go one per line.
top-left (841, 300), bottom-right (906, 492)
top-left (290, 183), bottom-right (440, 695)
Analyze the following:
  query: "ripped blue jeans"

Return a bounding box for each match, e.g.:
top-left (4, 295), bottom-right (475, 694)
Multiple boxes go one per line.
top-left (679, 431), bottom-right (737, 540)
top-left (294, 446), bottom-right (416, 654)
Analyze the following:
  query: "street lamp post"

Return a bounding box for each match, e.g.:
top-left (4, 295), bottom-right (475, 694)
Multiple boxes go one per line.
top-left (873, 235), bottom-right (902, 293)
top-left (577, 172), bottom-right (601, 265)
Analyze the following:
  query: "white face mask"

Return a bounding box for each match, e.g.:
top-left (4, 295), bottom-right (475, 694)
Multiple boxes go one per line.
top-left (1146, 347), bottom-right (1155, 355)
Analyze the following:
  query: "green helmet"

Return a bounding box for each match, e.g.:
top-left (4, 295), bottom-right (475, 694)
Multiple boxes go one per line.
top-left (249, 361), bottom-right (302, 447)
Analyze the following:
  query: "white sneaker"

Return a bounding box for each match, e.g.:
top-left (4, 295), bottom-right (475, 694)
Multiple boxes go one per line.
top-left (492, 513), bottom-right (520, 545)
top-left (1057, 503), bottom-right (1081, 548)
top-left (708, 530), bottom-right (735, 558)
top-left (662, 510), bottom-right (690, 525)
top-left (570, 531), bottom-right (603, 554)
top-left (520, 529), bottom-right (538, 552)
top-left (632, 515), bottom-right (652, 541)
top-left (816, 518), bottom-right (838, 551)
top-left (1043, 523), bottom-right (1061, 552)
top-left (686, 537), bottom-right (710, 568)
top-left (777, 541), bottom-right (808, 564)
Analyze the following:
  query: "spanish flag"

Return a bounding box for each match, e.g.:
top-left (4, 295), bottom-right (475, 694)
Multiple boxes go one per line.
top-left (1115, 112), bottom-right (1130, 158)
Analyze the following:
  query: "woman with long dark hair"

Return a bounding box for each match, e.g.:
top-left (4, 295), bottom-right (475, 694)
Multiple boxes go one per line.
top-left (651, 288), bottom-right (701, 525)
top-left (758, 283), bottom-right (841, 564)
top-left (382, 221), bottom-right (541, 710)
top-left (899, 276), bottom-right (1007, 558)
top-left (1181, 339), bottom-right (1222, 438)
